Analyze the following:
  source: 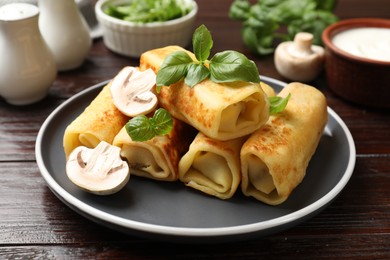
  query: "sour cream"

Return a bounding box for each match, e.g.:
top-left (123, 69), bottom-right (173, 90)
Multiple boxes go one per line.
top-left (332, 27), bottom-right (390, 62)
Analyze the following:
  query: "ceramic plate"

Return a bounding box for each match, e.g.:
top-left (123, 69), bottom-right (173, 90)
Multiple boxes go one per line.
top-left (35, 76), bottom-right (356, 243)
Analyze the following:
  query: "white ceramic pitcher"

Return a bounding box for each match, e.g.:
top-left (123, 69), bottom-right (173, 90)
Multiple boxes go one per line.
top-left (0, 3), bottom-right (57, 105)
top-left (38, 0), bottom-right (92, 71)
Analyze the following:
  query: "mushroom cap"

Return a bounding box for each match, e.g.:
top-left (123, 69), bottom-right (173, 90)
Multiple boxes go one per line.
top-left (66, 141), bottom-right (130, 195)
top-left (110, 66), bottom-right (158, 117)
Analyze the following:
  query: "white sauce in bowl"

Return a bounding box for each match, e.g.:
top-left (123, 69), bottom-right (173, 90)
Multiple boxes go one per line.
top-left (332, 27), bottom-right (390, 62)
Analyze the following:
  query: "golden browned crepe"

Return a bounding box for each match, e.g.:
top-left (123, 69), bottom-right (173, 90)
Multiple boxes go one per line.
top-left (139, 46), bottom-right (270, 141)
top-left (113, 118), bottom-right (196, 181)
top-left (179, 132), bottom-right (246, 199)
top-left (63, 84), bottom-right (129, 158)
top-left (240, 82), bottom-right (328, 205)
top-left (260, 82), bottom-right (276, 97)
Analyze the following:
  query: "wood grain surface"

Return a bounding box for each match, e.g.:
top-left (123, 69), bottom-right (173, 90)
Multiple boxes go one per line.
top-left (1, 0), bottom-right (389, 259)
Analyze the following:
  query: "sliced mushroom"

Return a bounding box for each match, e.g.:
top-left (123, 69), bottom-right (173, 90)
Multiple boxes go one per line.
top-left (110, 66), bottom-right (158, 117)
top-left (274, 32), bottom-right (325, 82)
top-left (66, 141), bottom-right (130, 195)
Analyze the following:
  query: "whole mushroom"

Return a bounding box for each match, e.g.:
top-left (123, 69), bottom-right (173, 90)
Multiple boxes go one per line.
top-left (274, 32), bottom-right (325, 82)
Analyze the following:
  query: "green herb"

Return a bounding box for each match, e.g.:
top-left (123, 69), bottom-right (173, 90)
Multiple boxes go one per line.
top-left (229, 0), bottom-right (338, 55)
top-left (104, 0), bottom-right (193, 23)
top-left (156, 24), bottom-right (260, 90)
top-left (125, 108), bottom-right (173, 142)
top-left (269, 94), bottom-right (291, 115)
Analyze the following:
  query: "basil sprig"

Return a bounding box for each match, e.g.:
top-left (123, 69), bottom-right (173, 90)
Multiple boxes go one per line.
top-left (229, 0), bottom-right (338, 55)
top-left (156, 24), bottom-right (260, 91)
top-left (125, 108), bottom-right (173, 142)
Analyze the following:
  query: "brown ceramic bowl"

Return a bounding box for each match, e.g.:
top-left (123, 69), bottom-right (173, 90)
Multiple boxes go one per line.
top-left (322, 18), bottom-right (390, 108)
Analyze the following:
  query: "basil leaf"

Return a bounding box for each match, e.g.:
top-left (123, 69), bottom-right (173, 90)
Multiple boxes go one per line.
top-left (242, 26), bottom-right (276, 55)
top-left (269, 94), bottom-right (291, 115)
top-left (150, 108), bottom-right (173, 136)
top-left (192, 24), bottom-right (213, 62)
top-left (287, 10), bottom-right (338, 45)
top-left (156, 51), bottom-right (193, 91)
top-left (228, 0), bottom-right (251, 21)
top-left (314, 0), bottom-right (337, 11)
top-left (268, 0), bottom-right (316, 24)
top-left (125, 115), bottom-right (155, 142)
top-left (125, 108), bottom-right (173, 142)
top-left (185, 63), bottom-right (210, 87)
top-left (209, 50), bottom-right (260, 83)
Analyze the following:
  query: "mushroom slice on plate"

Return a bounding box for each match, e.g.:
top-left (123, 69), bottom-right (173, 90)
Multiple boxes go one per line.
top-left (110, 66), bottom-right (158, 117)
top-left (66, 141), bottom-right (130, 195)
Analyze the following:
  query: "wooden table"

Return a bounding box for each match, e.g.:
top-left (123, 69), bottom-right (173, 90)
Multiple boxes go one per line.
top-left (1, 0), bottom-right (389, 258)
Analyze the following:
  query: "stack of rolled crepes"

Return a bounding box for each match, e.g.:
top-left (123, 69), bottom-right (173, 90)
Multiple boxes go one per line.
top-left (63, 45), bottom-right (327, 205)
top-left (63, 67), bottom-right (197, 182)
top-left (139, 46), bottom-right (272, 199)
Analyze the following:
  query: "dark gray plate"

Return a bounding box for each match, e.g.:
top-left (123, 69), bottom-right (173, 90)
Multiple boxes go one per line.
top-left (35, 76), bottom-right (356, 243)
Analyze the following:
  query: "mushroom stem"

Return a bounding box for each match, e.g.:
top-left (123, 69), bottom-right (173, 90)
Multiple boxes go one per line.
top-left (288, 32), bottom-right (314, 58)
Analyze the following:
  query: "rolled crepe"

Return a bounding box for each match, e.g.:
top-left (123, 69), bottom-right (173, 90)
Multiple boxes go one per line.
top-left (113, 118), bottom-right (196, 181)
top-left (240, 82), bottom-right (328, 205)
top-left (179, 132), bottom-right (246, 199)
top-left (139, 46), bottom-right (270, 141)
top-left (63, 84), bottom-right (129, 158)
